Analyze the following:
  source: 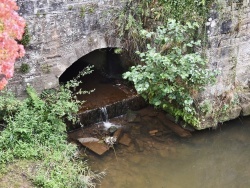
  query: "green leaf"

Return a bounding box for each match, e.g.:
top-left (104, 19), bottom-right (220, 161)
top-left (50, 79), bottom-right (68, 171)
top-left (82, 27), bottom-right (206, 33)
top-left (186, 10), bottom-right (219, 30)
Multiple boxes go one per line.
top-left (123, 19), bottom-right (217, 128)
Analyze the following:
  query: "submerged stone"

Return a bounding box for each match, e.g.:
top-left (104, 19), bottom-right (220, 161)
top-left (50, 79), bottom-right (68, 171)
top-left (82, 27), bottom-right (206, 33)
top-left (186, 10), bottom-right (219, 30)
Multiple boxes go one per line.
top-left (126, 110), bottom-right (141, 123)
top-left (134, 139), bottom-right (144, 152)
top-left (157, 113), bottom-right (192, 138)
top-left (119, 133), bottom-right (132, 146)
top-left (113, 128), bottom-right (123, 141)
top-left (149, 130), bottom-right (158, 136)
top-left (78, 138), bottom-right (109, 155)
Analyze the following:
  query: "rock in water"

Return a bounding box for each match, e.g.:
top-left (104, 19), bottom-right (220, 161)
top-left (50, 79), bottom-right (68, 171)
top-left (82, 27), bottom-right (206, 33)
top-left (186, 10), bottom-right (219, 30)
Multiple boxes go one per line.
top-left (108, 126), bottom-right (118, 134)
top-left (78, 138), bottom-right (109, 155)
top-left (78, 137), bottom-right (99, 143)
top-left (126, 110), bottom-right (141, 123)
top-left (119, 133), bottom-right (132, 146)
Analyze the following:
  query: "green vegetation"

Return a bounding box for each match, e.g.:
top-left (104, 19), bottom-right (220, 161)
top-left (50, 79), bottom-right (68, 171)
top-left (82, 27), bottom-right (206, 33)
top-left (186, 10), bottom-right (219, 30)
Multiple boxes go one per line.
top-left (80, 4), bottom-right (97, 18)
top-left (41, 63), bottom-right (52, 73)
top-left (20, 25), bottom-right (31, 47)
top-left (0, 66), bottom-right (102, 187)
top-left (123, 20), bottom-right (217, 127)
top-left (20, 63), bottom-right (30, 73)
top-left (80, 6), bottom-right (86, 18)
top-left (116, 0), bottom-right (217, 128)
top-left (114, 48), bottom-right (123, 54)
top-left (114, 0), bottom-right (213, 57)
top-left (68, 5), bottom-right (73, 10)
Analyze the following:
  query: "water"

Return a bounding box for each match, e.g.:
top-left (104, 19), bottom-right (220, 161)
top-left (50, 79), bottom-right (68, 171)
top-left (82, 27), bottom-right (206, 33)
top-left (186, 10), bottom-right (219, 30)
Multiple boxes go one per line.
top-left (83, 110), bottom-right (250, 188)
top-left (100, 107), bottom-right (121, 130)
top-left (68, 66), bottom-right (250, 187)
top-left (101, 107), bottom-right (109, 122)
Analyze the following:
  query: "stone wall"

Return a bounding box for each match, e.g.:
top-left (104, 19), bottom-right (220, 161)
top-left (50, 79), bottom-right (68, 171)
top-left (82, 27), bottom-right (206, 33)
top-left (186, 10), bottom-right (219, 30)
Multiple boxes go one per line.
top-left (200, 0), bottom-right (250, 128)
top-left (7, 0), bottom-right (250, 128)
top-left (9, 0), bottom-right (124, 96)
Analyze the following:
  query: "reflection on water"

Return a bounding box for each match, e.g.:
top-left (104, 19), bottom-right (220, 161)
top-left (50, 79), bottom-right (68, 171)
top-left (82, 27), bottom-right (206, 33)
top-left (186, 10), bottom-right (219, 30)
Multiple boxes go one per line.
top-left (88, 116), bottom-right (250, 188)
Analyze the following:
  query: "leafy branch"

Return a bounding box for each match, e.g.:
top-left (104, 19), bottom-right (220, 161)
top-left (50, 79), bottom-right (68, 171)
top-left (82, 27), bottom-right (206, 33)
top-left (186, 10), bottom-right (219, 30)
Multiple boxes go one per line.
top-left (123, 19), bottom-right (218, 128)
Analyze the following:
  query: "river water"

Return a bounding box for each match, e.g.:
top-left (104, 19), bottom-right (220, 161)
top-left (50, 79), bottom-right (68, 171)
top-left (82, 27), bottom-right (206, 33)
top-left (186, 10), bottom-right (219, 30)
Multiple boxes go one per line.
top-left (84, 114), bottom-right (250, 188)
top-left (71, 70), bottom-right (250, 187)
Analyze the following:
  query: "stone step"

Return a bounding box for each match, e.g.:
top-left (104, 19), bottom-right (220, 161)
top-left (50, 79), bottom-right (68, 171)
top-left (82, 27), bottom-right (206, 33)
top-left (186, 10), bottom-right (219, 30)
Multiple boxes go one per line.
top-left (68, 95), bottom-right (146, 130)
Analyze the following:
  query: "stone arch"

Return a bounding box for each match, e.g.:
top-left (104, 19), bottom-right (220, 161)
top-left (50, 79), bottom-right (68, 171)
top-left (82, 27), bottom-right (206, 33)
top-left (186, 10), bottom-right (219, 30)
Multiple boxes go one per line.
top-left (43, 32), bottom-right (122, 90)
top-left (58, 34), bottom-right (121, 78)
top-left (58, 46), bottom-right (136, 115)
top-left (59, 47), bottom-right (125, 84)
top-left (10, 0), bottom-right (126, 98)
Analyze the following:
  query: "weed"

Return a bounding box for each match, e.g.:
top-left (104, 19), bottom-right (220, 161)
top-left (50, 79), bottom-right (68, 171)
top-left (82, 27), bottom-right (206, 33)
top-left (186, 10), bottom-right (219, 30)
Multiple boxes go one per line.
top-left (80, 4), bottom-right (97, 18)
top-left (0, 66), bottom-right (102, 187)
top-left (20, 25), bottom-right (31, 47)
top-left (20, 63), bottom-right (30, 74)
top-left (114, 48), bottom-right (123, 54)
top-left (80, 6), bottom-right (86, 18)
top-left (68, 5), bottom-right (73, 10)
top-left (40, 63), bottom-right (52, 73)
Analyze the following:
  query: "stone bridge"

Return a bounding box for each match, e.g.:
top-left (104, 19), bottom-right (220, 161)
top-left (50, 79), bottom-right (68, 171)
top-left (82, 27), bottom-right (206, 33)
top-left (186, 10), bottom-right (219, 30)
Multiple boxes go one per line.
top-left (11, 0), bottom-right (124, 96)
top-left (8, 0), bottom-right (250, 128)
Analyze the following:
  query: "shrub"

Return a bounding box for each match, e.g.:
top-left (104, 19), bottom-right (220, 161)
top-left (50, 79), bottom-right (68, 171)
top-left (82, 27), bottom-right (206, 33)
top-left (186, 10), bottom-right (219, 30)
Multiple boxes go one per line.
top-left (0, 66), bottom-right (101, 187)
top-left (123, 20), bottom-right (217, 128)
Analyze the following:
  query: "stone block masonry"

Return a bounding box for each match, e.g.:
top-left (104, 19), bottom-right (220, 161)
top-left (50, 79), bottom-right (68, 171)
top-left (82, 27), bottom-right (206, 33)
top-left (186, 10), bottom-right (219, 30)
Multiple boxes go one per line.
top-left (200, 0), bottom-right (250, 128)
top-left (10, 0), bottom-right (124, 97)
top-left (7, 0), bottom-right (250, 128)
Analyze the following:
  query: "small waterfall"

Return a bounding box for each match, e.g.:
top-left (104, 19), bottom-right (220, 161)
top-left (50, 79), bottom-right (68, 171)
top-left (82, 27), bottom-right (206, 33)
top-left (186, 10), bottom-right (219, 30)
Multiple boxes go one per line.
top-left (70, 95), bottom-right (146, 131)
top-left (100, 107), bottom-right (108, 122)
top-left (100, 106), bottom-right (120, 130)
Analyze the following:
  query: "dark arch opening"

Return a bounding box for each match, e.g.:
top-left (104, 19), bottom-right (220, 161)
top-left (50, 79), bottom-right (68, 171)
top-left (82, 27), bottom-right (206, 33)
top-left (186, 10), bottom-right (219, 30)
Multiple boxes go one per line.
top-left (59, 48), bottom-right (136, 112)
top-left (59, 48), bottom-right (126, 83)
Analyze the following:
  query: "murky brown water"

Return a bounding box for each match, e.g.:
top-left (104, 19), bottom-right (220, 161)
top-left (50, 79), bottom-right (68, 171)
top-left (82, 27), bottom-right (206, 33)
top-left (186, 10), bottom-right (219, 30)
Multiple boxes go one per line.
top-left (81, 114), bottom-right (250, 188)
top-left (70, 71), bottom-right (250, 188)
